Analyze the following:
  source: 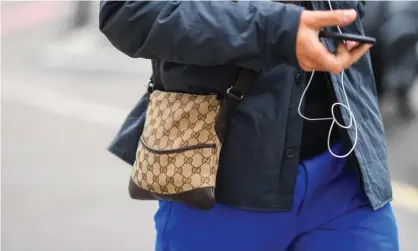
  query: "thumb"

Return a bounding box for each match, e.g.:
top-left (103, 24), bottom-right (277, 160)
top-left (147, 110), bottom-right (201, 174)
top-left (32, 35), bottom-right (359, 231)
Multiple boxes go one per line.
top-left (307, 9), bottom-right (357, 28)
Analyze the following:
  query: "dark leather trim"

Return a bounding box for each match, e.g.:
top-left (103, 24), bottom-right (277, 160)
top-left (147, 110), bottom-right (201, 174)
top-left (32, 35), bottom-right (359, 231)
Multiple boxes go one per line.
top-left (129, 178), bottom-right (215, 210)
top-left (140, 137), bottom-right (216, 154)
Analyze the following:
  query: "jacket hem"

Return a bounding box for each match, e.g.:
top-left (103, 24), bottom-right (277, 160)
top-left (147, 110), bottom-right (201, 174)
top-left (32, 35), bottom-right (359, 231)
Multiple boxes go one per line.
top-left (371, 197), bottom-right (393, 211)
top-left (108, 145), bottom-right (135, 166)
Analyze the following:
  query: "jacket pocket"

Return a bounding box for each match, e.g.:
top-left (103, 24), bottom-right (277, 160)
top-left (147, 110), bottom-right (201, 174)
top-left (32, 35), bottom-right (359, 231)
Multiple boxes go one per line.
top-left (129, 91), bottom-right (222, 209)
top-left (133, 137), bottom-right (219, 194)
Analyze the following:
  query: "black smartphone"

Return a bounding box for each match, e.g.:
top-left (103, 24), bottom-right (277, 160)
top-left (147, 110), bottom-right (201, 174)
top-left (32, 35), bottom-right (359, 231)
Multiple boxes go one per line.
top-left (319, 31), bottom-right (376, 45)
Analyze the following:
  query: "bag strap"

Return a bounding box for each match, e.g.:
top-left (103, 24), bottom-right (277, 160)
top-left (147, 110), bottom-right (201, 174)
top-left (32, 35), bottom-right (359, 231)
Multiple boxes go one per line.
top-left (215, 69), bottom-right (259, 143)
top-left (147, 69), bottom-right (259, 143)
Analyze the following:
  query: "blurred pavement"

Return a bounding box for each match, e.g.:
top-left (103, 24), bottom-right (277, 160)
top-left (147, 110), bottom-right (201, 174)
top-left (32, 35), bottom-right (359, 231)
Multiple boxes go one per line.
top-left (1, 2), bottom-right (417, 251)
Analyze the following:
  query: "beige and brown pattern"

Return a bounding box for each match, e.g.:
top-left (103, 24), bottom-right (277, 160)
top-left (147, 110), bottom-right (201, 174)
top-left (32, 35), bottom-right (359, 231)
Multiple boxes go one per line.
top-left (131, 91), bottom-right (222, 195)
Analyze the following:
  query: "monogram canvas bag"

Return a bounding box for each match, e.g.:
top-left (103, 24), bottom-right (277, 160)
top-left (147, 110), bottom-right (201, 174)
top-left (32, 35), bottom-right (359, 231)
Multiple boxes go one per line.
top-left (129, 70), bottom-right (258, 209)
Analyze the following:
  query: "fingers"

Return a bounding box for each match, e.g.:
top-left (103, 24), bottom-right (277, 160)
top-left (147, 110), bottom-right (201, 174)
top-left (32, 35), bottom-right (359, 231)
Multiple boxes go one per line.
top-left (322, 43), bottom-right (372, 74)
top-left (337, 42), bottom-right (372, 70)
top-left (307, 9), bottom-right (357, 28)
top-left (310, 41), bottom-right (341, 73)
top-left (296, 9), bottom-right (371, 74)
top-left (302, 41), bottom-right (372, 74)
top-left (345, 41), bottom-right (359, 51)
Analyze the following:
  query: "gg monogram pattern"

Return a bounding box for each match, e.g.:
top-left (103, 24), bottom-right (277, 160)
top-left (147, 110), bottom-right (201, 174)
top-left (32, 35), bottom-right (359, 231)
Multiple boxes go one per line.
top-left (131, 90), bottom-right (222, 195)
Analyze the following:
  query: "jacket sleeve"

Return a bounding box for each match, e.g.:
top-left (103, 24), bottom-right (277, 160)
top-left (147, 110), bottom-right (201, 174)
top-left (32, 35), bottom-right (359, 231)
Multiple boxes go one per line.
top-left (99, 1), bottom-right (304, 71)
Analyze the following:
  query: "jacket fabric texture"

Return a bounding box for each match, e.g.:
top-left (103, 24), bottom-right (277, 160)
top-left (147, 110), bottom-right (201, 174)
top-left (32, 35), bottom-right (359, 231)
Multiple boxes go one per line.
top-left (99, 1), bottom-right (392, 211)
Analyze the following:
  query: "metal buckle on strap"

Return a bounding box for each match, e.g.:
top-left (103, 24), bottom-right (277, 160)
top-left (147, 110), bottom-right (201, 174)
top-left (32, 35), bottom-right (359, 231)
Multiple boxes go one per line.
top-left (226, 86), bottom-right (243, 101)
top-left (147, 81), bottom-right (154, 94)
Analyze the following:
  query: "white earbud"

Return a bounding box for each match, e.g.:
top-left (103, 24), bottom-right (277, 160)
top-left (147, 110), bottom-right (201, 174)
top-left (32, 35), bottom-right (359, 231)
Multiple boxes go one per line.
top-left (297, 0), bottom-right (358, 158)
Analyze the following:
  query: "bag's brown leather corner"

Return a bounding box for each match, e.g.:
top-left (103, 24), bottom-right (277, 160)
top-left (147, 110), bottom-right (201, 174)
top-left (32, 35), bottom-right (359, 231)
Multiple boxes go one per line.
top-left (129, 178), bottom-right (215, 210)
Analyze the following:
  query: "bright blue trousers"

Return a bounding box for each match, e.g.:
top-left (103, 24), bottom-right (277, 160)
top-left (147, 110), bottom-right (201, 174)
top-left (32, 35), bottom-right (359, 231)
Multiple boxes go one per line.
top-left (154, 144), bottom-right (399, 251)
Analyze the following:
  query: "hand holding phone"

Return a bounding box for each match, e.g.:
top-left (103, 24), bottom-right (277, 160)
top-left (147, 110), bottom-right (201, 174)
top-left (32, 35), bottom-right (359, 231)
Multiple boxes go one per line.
top-left (296, 9), bottom-right (373, 74)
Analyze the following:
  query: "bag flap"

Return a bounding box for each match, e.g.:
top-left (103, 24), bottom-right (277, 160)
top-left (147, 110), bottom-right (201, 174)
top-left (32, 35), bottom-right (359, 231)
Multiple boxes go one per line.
top-left (141, 91), bottom-right (220, 151)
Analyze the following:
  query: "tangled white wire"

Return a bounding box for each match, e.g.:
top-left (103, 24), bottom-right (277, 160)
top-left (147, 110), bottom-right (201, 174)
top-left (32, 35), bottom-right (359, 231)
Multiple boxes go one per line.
top-left (297, 0), bottom-right (358, 159)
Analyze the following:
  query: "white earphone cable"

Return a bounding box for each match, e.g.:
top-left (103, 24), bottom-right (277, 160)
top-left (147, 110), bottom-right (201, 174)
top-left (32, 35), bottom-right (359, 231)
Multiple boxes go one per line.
top-left (297, 0), bottom-right (358, 158)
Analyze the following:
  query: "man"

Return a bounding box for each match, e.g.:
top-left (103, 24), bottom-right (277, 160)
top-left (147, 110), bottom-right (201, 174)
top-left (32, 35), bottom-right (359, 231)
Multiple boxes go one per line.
top-left (99, 1), bottom-right (398, 251)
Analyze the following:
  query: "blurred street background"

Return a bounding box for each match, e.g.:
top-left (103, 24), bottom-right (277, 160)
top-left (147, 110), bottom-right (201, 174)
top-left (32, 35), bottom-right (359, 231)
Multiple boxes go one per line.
top-left (1, 1), bottom-right (418, 251)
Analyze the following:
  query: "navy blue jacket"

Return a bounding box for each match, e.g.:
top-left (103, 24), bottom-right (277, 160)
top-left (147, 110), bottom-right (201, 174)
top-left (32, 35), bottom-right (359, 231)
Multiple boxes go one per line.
top-left (99, 1), bottom-right (392, 211)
